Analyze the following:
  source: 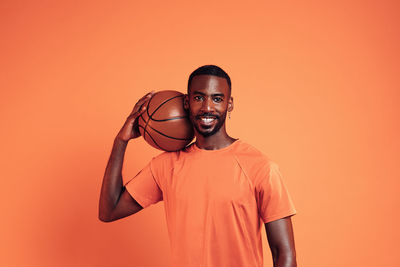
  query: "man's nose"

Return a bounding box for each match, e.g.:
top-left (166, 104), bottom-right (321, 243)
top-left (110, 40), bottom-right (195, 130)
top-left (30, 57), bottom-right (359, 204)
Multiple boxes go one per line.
top-left (200, 97), bottom-right (214, 112)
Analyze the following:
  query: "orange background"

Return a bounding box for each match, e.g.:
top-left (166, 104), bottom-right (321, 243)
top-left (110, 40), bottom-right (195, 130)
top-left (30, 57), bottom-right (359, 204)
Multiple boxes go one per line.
top-left (1, 1), bottom-right (399, 266)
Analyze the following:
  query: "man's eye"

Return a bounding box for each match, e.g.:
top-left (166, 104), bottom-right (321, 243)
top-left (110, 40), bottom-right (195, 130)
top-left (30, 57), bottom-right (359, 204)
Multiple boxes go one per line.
top-left (194, 96), bottom-right (203, 101)
top-left (214, 97), bottom-right (223, 103)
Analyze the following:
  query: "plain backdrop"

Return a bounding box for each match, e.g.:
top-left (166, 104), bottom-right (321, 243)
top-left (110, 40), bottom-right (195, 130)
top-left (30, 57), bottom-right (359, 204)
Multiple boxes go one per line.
top-left (1, 1), bottom-right (399, 266)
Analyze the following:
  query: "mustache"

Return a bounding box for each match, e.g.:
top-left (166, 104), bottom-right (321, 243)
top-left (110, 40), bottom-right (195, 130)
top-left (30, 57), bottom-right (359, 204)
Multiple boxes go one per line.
top-left (195, 113), bottom-right (220, 119)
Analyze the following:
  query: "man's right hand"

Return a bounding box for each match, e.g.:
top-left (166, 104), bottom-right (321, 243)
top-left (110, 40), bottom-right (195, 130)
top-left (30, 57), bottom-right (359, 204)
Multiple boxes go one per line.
top-left (116, 91), bottom-right (156, 142)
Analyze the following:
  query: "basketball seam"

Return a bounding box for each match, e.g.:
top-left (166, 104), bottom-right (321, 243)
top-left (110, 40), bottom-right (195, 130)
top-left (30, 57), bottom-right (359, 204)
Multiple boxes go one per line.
top-left (138, 125), bottom-right (165, 151)
top-left (146, 94), bottom-right (183, 120)
top-left (150, 116), bottom-right (189, 122)
top-left (139, 113), bottom-right (147, 139)
top-left (143, 98), bottom-right (153, 140)
top-left (144, 94), bottom-right (184, 136)
top-left (146, 123), bottom-right (193, 141)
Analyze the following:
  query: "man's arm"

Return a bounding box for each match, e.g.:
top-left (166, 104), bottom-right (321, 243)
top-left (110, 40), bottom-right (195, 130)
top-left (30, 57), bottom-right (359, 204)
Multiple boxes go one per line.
top-left (98, 91), bottom-right (155, 222)
top-left (265, 216), bottom-right (297, 267)
top-left (98, 138), bottom-right (143, 222)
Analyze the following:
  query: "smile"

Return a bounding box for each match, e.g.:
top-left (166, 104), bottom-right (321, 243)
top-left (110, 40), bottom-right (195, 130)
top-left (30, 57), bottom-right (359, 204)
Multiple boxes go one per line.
top-left (200, 117), bottom-right (216, 123)
top-left (197, 115), bottom-right (218, 126)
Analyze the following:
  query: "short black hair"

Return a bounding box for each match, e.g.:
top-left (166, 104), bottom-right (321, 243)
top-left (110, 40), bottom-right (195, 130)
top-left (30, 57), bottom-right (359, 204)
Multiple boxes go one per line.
top-left (187, 65), bottom-right (231, 92)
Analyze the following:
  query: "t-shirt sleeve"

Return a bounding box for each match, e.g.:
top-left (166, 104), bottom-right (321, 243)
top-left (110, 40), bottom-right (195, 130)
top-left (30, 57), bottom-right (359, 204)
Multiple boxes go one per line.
top-left (124, 160), bottom-right (163, 209)
top-left (255, 161), bottom-right (296, 223)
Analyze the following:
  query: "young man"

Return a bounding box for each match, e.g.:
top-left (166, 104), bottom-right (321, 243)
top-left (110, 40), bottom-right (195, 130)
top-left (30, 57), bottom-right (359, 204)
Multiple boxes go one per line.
top-left (99, 65), bottom-right (297, 267)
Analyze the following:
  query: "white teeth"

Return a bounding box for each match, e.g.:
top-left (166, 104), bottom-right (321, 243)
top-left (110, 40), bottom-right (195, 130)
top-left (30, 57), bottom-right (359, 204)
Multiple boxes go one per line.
top-left (201, 117), bottom-right (215, 123)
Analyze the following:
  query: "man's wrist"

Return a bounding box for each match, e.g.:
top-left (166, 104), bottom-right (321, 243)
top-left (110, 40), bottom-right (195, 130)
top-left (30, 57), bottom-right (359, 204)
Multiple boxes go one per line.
top-left (114, 136), bottom-right (129, 146)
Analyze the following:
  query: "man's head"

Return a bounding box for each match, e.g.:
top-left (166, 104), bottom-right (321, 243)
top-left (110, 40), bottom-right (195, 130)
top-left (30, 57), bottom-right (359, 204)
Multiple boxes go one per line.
top-left (184, 65), bottom-right (233, 138)
top-left (187, 65), bottom-right (231, 96)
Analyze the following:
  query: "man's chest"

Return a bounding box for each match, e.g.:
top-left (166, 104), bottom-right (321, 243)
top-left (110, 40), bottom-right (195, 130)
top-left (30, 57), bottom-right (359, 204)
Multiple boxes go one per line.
top-left (161, 157), bottom-right (256, 206)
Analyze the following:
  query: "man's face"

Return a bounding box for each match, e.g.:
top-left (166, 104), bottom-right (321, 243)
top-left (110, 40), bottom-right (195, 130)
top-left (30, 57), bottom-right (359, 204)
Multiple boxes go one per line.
top-left (184, 75), bottom-right (233, 137)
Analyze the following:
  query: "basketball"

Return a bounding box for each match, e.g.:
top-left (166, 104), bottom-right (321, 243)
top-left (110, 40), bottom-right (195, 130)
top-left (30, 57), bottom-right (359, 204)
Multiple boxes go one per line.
top-left (138, 90), bottom-right (194, 151)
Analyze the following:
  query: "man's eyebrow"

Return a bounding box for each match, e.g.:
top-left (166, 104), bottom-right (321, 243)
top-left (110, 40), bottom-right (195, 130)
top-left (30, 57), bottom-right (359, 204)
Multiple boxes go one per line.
top-left (192, 91), bottom-right (225, 97)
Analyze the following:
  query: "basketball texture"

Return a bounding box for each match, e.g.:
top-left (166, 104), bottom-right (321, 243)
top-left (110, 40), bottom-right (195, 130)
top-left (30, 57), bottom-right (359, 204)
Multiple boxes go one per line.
top-left (138, 90), bottom-right (194, 151)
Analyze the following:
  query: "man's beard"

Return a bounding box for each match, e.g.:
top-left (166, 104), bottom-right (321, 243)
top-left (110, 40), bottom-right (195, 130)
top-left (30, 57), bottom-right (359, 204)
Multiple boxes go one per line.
top-left (191, 110), bottom-right (227, 137)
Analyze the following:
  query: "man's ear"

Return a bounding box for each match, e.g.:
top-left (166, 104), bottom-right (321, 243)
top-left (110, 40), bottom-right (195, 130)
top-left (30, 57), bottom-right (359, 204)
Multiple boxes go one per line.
top-left (228, 96), bottom-right (234, 112)
top-left (183, 94), bottom-right (189, 110)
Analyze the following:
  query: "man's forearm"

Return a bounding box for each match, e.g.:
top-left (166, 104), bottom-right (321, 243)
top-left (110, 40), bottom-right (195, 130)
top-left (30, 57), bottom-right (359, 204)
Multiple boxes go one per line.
top-left (98, 137), bottom-right (128, 221)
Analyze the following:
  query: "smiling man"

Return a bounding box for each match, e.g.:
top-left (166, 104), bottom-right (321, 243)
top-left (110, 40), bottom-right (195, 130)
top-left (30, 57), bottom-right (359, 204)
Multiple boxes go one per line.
top-left (99, 65), bottom-right (297, 267)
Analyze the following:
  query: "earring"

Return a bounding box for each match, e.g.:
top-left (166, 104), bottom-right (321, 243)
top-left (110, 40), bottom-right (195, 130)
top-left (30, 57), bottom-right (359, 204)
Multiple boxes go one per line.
top-left (228, 111), bottom-right (231, 119)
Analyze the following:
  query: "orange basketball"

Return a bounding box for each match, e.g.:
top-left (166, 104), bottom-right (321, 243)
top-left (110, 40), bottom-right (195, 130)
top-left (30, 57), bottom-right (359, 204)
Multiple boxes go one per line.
top-left (138, 90), bottom-right (194, 151)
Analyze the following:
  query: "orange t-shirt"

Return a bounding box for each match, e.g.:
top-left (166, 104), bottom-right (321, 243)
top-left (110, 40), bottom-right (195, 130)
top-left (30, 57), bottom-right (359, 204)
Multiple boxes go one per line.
top-left (125, 139), bottom-right (296, 267)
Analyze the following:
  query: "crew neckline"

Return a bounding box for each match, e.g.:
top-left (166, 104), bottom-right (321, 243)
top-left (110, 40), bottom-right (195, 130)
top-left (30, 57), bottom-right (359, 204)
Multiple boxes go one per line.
top-left (192, 139), bottom-right (240, 152)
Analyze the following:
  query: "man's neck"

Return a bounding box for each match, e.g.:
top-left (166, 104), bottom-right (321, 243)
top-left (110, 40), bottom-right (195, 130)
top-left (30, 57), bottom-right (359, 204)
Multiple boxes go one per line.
top-left (194, 130), bottom-right (237, 150)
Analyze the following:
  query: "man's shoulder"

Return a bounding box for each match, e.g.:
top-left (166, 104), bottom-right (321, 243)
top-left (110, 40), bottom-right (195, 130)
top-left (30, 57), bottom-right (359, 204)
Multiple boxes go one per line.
top-left (151, 150), bottom-right (178, 163)
top-left (234, 140), bottom-right (277, 172)
top-left (150, 144), bottom-right (193, 164)
top-left (235, 140), bottom-right (270, 159)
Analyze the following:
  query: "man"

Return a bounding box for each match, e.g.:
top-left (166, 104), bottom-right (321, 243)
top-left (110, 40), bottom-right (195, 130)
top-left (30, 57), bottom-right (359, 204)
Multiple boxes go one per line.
top-left (99, 65), bottom-right (297, 267)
